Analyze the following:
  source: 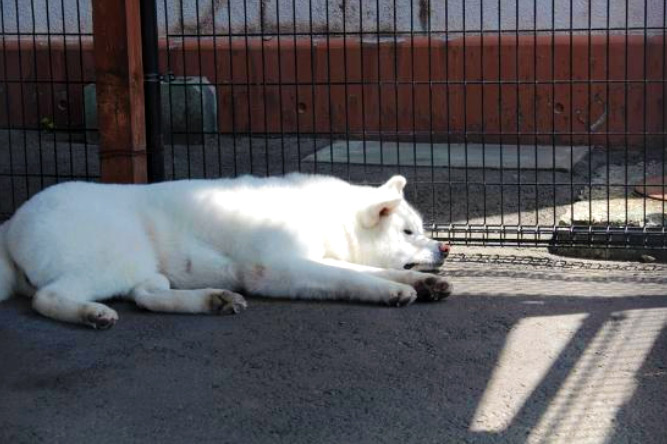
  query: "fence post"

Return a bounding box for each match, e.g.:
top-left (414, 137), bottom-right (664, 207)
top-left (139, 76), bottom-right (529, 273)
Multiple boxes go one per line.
top-left (91, 0), bottom-right (147, 184)
top-left (140, 0), bottom-right (165, 182)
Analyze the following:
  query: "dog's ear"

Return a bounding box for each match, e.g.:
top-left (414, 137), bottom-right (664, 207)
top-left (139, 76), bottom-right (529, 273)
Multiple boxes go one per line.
top-left (380, 175), bottom-right (407, 195)
top-left (358, 196), bottom-right (403, 228)
top-left (358, 176), bottom-right (406, 227)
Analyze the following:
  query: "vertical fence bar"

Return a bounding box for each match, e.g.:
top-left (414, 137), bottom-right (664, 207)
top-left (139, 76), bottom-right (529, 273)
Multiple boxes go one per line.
top-left (642, 0), bottom-right (648, 247)
top-left (309, 0), bottom-right (318, 174)
top-left (514, 0), bottom-right (520, 230)
top-left (259, 0), bottom-right (269, 176)
top-left (44, 0), bottom-right (59, 184)
top-left (140, 0), bottom-right (164, 182)
top-left (58, 0), bottom-right (74, 184)
top-left (292, 0), bottom-right (302, 173)
top-left (552, 0), bottom-right (557, 229)
top-left (242, 0), bottom-right (254, 174)
top-left (624, 1), bottom-right (629, 244)
top-left (91, 0), bottom-right (147, 184)
top-left (0, 2), bottom-right (15, 214)
top-left (341, 0), bottom-right (350, 181)
top-left (393, 0), bottom-right (400, 177)
top-left (587, 0), bottom-right (593, 248)
top-left (275, 0), bottom-right (286, 176)
top-left (497, 0), bottom-right (504, 229)
top-left (358, 0), bottom-right (367, 181)
top-left (14, 0), bottom-right (31, 203)
top-left (427, 0), bottom-right (436, 227)
top-left (223, 0), bottom-right (238, 176)
top-left (177, 1), bottom-right (191, 178)
top-left (605, 0), bottom-right (611, 242)
top-left (75, 0), bottom-right (91, 181)
top-left (194, 0), bottom-right (207, 178)
top-left (28, 0), bottom-right (45, 192)
top-left (480, 0), bottom-right (487, 228)
top-left (376, 0), bottom-right (384, 169)
top-left (445, 0), bottom-right (453, 227)
top-left (163, 0), bottom-right (177, 179)
top-left (569, 0), bottom-right (575, 244)
top-left (325, 0), bottom-right (334, 176)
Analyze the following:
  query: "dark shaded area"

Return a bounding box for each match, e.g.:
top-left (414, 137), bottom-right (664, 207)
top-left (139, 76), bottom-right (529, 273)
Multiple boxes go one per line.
top-left (610, 325), bottom-right (667, 444)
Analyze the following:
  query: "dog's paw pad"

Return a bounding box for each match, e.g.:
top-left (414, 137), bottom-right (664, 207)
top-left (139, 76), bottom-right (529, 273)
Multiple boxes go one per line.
top-left (208, 290), bottom-right (248, 315)
top-left (414, 276), bottom-right (452, 302)
top-left (83, 309), bottom-right (118, 330)
top-left (387, 286), bottom-right (417, 307)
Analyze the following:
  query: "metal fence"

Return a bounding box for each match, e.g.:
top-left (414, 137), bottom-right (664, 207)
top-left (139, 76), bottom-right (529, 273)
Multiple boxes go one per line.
top-left (1, 1), bottom-right (666, 251)
top-left (0, 0), bottom-right (98, 221)
top-left (153, 0), bottom-right (666, 249)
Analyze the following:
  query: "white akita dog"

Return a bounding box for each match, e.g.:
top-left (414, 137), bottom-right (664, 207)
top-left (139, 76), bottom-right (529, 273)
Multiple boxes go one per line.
top-left (0, 173), bottom-right (451, 329)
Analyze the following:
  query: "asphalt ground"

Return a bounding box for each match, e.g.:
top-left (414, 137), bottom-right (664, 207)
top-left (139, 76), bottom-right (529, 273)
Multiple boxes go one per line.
top-left (1, 248), bottom-right (666, 443)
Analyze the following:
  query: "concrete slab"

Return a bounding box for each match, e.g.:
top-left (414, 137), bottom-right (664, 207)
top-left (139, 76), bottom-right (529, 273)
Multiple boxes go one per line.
top-left (559, 161), bottom-right (667, 227)
top-left (303, 141), bottom-right (589, 171)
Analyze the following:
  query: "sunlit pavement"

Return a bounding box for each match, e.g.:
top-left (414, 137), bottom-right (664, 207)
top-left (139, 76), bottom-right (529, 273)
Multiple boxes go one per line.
top-left (456, 251), bottom-right (667, 443)
top-left (1, 247), bottom-right (665, 443)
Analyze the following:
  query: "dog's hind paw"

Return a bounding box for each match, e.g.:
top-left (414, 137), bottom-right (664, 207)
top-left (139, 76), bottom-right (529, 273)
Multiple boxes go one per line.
top-left (208, 290), bottom-right (248, 315)
top-left (414, 276), bottom-right (452, 302)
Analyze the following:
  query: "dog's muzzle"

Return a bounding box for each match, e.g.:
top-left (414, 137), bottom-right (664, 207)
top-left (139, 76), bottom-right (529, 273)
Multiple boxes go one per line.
top-left (404, 243), bottom-right (450, 270)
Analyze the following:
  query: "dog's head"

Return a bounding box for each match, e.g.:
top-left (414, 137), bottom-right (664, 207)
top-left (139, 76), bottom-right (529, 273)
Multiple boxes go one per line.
top-left (353, 176), bottom-right (450, 271)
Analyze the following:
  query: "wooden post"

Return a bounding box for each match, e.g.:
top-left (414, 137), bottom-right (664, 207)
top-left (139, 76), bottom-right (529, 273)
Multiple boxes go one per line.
top-left (92, 0), bottom-right (147, 184)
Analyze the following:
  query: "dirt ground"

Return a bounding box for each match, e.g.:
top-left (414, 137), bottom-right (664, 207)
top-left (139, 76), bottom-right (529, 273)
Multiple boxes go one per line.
top-left (1, 246), bottom-right (666, 443)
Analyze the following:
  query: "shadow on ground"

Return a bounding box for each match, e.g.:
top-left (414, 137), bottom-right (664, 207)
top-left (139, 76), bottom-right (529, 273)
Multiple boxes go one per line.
top-left (1, 261), bottom-right (665, 443)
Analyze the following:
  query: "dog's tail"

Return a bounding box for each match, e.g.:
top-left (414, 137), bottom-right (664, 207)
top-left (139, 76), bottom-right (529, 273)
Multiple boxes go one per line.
top-left (0, 221), bottom-right (16, 301)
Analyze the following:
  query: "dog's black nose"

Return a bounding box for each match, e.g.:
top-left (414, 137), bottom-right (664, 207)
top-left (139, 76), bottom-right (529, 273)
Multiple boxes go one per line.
top-left (439, 243), bottom-right (450, 258)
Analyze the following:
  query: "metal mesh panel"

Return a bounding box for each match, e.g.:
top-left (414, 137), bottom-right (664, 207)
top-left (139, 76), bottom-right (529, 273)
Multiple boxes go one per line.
top-left (0, 0), bottom-right (98, 221)
top-left (1, 1), bottom-right (665, 251)
top-left (151, 1), bottom-right (666, 249)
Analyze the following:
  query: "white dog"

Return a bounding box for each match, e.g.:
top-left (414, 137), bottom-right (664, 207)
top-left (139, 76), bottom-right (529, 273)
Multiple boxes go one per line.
top-left (0, 173), bottom-right (451, 329)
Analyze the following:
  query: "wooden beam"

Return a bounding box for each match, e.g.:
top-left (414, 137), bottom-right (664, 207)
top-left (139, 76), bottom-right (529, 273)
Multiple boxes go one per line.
top-left (92, 0), bottom-right (147, 184)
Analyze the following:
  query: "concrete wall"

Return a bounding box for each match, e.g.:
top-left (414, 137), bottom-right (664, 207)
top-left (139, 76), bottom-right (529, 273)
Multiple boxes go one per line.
top-left (1, 0), bottom-right (663, 35)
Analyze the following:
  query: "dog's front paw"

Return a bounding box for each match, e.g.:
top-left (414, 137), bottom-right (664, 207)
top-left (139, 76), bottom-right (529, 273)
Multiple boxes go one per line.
top-left (414, 276), bottom-right (452, 302)
top-left (82, 306), bottom-right (119, 330)
top-left (208, 290), bottom-right (248, 315)
top-left (387, 284), bottom-right (418, 307)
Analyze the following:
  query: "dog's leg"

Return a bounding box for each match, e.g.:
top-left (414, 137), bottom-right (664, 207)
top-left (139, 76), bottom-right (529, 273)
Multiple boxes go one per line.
top-left (241, 259), bottom-right (417, 306)
top-left (162, 240), bottom-right (242, 291)
top-left (32, 281), bottom-right (118, 330)
top-left (318, 259), bottom-right (451, 301)
top-left (130, 274), bottom-right (247, 315)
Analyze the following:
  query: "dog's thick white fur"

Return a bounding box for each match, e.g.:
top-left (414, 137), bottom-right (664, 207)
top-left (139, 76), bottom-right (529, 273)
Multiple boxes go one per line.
top-left (0, 173), bottom-right (451, 329)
